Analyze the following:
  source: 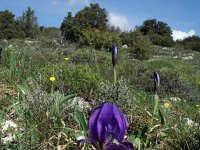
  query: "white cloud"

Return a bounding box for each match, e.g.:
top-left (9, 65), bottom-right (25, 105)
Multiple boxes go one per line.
top-left (65, 0), bottom-right (89, 7)
top-left (172, 29), bottom-right (195, 41)
top-left (108, 12), bottom-right (129, 31)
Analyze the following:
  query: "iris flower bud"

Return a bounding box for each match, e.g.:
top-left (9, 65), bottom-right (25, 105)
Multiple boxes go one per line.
top-left (112, 43), bottom-right (118, 67)
top-left (154, 72), bottom-right (160, 95)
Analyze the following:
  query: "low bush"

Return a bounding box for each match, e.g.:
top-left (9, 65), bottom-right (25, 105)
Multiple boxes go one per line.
top-left (129, 33), bottom-right (155, 60)
top-left (79, 29), bottom-right (122, 50)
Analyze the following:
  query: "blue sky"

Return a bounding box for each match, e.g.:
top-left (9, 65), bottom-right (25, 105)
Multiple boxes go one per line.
top-left (0, 0), bottom-right (200, 40)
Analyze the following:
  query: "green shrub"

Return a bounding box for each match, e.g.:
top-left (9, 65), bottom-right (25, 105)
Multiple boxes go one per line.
top-left (39, 39), bottom-right (58, 49)
top-left (80, 29), bottom-right (122, 50)
top-left (179, 35), bottom-right (200, 52)
top-left (96, 78), bottom-right (130, 105)
top-left (159, 70), bottom-right (200, 101)
top-left (149, 34), bottom-right (174, 47)
top-left (129, 33), bottom-right (154, 60)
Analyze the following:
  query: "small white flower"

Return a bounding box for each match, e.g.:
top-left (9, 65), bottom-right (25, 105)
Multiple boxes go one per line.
top-left (2, 133), bottom-right (16, 144)
top-left (183, 118), bottom-right (199, 128)
top-left (2, 120), bottom-right (17, 133)
top-left (170, 97), bottom-right (181, 102)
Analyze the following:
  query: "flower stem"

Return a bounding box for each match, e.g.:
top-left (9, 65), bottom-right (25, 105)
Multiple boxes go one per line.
top-left (113, 66), bottom-right (117, 85)
top-left (145, 94), bottom-right (159, 147)
top-left (100, 143), bottom-right (104, 150)
top-left (51, 82), bottom-right (54, 93)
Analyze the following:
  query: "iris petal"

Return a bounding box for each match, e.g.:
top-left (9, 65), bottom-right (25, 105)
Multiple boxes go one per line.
top-left (88, 105), bottom-right (102, 141)
top-left (122, 141), bottom-right (134, 150)
top-left (112, 105), bottom-right (128, 142)
top-left (104, 143), bottom-right (133, 150)
top-left (97, 103), bottom-right (115, 143)
top-left (88, 102), bottom-right (128, 144)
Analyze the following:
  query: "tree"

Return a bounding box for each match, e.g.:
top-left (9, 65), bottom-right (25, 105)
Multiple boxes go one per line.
top-left (0, 10), bottom-right (17, 39)
top-left (61, 3), bottom-right (108, 42)
top-left (75, 3), bottom-right (108, 30)
top-left (18, 7), bottom-right (38, 38)
top-left (140, 19), bottom-right (174, 46)
top-left (179, 35), bottom-right (200, 52)
top-left (107, 25), bottom-right (121, 33)
top-left (60, 12), bottom-right (78, 42)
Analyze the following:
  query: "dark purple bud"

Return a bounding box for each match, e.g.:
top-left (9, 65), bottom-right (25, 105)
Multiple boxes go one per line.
top-left (0, 48), bottom-right (2, 64)
top-left (154, 72), bottom-right (160, 94)
top-left (88, 102), bottom-right (128, 145)
top-left (112, 43), bottom-right (118, 66)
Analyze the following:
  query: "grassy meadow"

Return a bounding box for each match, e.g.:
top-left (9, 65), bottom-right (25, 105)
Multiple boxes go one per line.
top-left (0, 38), bottom-right (200, 150)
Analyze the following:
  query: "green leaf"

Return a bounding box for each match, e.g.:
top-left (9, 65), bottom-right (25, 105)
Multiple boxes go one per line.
top-left (59, 94), bottom-right (76, 106)
top-left (74, 132), bottom-right (87, 140)
top-left (75, 111), bottom-right (88, 133)
top-left (133, 137), bottom-right (141, 150)
top-left (17, 84), bottom-right (28, 95)
top-left (50, 94), bottom-right (75, 115)
top-left (129, 133), bottom-right (136, 144)
top-left (49, 94), bottom-right (75, 127)
top-left (158, 109), bottom-right (165, 125)
top-left (31, 128), bottom-right (36, 149)
top-left (158, 131), bottom-right (168, 137)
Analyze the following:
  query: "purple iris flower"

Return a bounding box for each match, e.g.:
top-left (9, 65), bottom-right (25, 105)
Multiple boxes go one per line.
top-left (154, 72), bottom-right (160, 94)
top-left (111, 43), bottom-right (118, 67)
top-left (78, 102), bottom-right (134, 150)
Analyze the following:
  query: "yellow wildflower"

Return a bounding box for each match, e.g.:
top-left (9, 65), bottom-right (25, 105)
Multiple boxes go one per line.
top-left (164, 102), bottom-right (170, 108)
top-left (49, 76), bottom-right (55, 82)
top-left (64, 57), bottom-right (69, 61)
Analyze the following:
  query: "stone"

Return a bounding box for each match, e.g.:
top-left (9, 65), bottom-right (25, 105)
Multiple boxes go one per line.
top-left (181, 56), bottom-right (193, 60)
top-left (122, 44), bottom-right (128, 48)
